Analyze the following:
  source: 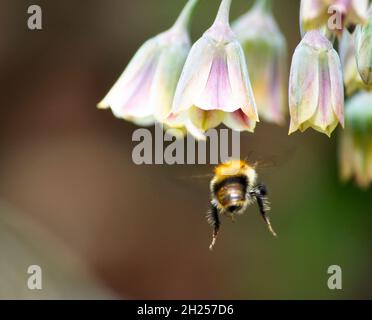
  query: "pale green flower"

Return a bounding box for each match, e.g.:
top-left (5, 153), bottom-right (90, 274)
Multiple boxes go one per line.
top-left (340, 92), bottom-right (372, 188)
top-left (232, 0), bottom-right (287, 125)
top-left (289, 30), bottom-right (344, 137)
top-left (355, 5), bottom-right (372, 85)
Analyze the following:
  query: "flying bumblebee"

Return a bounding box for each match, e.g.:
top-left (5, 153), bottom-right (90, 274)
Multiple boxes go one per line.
top-left (207, 159), bottom-right (277, 250)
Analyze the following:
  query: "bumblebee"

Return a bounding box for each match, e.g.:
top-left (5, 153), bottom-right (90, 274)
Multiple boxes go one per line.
top-left (207, 159), bottom-right (277, 250)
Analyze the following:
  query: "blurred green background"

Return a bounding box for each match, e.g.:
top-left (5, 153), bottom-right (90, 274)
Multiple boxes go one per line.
top-left (0, 0), bottom-right (371, 299)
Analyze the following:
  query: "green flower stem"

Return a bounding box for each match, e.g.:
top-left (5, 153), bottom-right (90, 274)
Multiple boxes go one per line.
top-left (253, 0), bottom-right (272, 12)
top-left (173, 0), bottom-right (200, 31)
top-left (213, 0), bottom-right (232, 26)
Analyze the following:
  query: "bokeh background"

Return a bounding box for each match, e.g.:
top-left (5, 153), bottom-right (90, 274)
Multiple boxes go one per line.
top-left (0, 0), bottom-right (371, 299)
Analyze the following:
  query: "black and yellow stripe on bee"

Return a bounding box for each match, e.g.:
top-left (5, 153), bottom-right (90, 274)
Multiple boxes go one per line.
top-left (212, 175), bottom-right (248, 212)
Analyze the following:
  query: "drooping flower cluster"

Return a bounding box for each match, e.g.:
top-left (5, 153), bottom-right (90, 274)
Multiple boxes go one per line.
top-left (98, 0), bottom-right (372, 188)
top-left (98, 0), bottom-right (287, 140)
top-left (340, 92), bottom-right (372, 188)
top-left (294, 1), bottom-right (372, 187)
top-left (337, 3), bottom-right (372, 188)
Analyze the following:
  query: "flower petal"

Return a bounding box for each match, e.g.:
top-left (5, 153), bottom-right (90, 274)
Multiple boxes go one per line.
top-left (98, 38), bottom-right (160, 119)
top-left (355, 16), bottom-right (372, 85)
top-left (226, 40), bottom-right (258, 121)
top-left (150, 40), bottom-right (190, 121)
top-left (188, 106), bottom-right (225, 132)
top-left (195, 49), bottom-right (237, 112)
top-left (328, 48), bottom-right (345, 127)
top-left (171, 36), bottom-right (215, 114)
top-left (310, 53), bottom-right (334, 133)
top-left (223, 109), bottom-right (256, 132)
top-left (232, 4), bottom-right (287, 125)
top-left (348, 0), bottom-right (369, 25)
top-left (300, 0), bottom-right (327, 34)
top-left (289, 40), bottom-right (320, 134)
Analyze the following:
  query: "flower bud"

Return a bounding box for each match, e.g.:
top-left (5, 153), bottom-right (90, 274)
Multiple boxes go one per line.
top-left (339, 92), bottom-right (372, 188)
top-left (232, 0), bottom-right (287, 125)
top-left (339, 29), bottom-right (372, 95)
top-left (355, 5), bottom-right (372, 85)
top-left (289, 30), bottom-right (344, 137)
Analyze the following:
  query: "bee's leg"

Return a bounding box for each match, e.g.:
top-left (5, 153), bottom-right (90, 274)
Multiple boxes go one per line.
top-left (206, 201), bottom-right (220, 251)
top-left (251, 184), bottom-right (277, 237)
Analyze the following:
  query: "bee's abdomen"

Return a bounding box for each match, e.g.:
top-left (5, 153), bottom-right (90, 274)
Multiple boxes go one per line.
top-left (213, 176), bottom-right (248, 209)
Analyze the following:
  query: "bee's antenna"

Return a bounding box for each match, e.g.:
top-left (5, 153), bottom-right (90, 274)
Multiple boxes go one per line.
top-left (244, 151), bottom-right (253, 163)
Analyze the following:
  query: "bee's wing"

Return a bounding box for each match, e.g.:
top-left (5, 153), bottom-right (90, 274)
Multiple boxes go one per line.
top-left (245, 146), bottom-right (298, 170)
top-left (175, 173), bottom-right (214, 183)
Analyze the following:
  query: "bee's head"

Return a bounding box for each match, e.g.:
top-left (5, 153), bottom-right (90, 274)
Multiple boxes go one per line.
top-left (215, 159), bottom-right (257, 180)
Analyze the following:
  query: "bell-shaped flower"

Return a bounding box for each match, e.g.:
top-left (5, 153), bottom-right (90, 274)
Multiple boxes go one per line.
top-left (339, 92), bottom-right (372, 188)
top-left (289, 30), bottom-right (344, 137)
top-left (300, 0), bottom-right (368, 34)
top-left (232, 0), bottom-right (287, 125)
top-left (355, 5), bottom-right (372, 85)
top-left (339, 29), bottom-right (372, 95)
top-left (97, 0), bottom-right (199, 126)
top-left (168, 0), bottom-right (258, 140)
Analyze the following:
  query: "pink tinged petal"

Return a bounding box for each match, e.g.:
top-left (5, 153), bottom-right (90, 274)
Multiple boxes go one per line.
top-left (150, 42), bottom-right (190, 122)
top-left (171, 36), bottom-right (215, 114)
top-left (98, 39), bottom-right (160, 119)
top-left (355, 21), bottom-right (372, 85)
top-left (223, 110), bottom-right (256, 133)
top-left (164, 111), bottom-right (188, 128)
top-left (288, 42), bottom-right (320, 134)
top-left (195, 50), bottom-right (237, 112)
top-left (232, 8), bottom-right (287, 125)
top-left (301, 0), bottom-right (323, 21)
top-left (117, 58), bottom-right (159, 119)
top-left (300, 0), bottom-right (327, 34)
top-left (339, 30), bottom-right (357, 87)
top-left (308, 53), bottom-right (335, 135)
top-left (328, 49), bottom-right (345, 127)
top-left (263, 51), bottom-right (287, 125)
top-left (348, 0), bottom-right (368, 25)
top-left (226, 41), bottom-right (258, 121)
